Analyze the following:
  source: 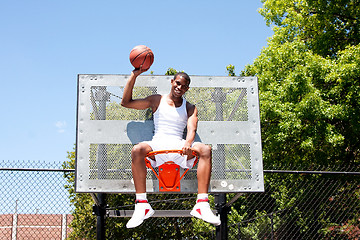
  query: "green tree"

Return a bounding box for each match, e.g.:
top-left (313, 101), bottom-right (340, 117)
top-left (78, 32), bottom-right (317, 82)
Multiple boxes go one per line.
top-left (260, 0), bottom-right (360, 57)
top-left (242, 0), bottom-right (360, 168)
top-left (165, 67), bottom-right (179, 75)
top-left (226, 64), bottom-right (236, 76)
top-left (230, 0), bottom-right (360, 238)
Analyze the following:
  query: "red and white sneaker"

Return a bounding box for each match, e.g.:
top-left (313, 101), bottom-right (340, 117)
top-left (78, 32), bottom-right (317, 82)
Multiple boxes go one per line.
top-left (190, 199), bottom-right (221, 226)
top-left (126, 200), bottom-right (155, 228)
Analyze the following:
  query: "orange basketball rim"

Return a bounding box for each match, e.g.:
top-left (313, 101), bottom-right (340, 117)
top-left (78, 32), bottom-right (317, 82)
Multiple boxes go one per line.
top-left (144, 150), bottom-right (199, 192)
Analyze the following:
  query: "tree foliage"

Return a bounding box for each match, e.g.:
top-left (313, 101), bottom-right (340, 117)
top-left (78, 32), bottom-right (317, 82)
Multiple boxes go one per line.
top-left (242, 0), bottom-right (360, 168)
top-left (231, 1), bottom-right (360, 238)
top-left (260, 0), bottom-right (360, 57)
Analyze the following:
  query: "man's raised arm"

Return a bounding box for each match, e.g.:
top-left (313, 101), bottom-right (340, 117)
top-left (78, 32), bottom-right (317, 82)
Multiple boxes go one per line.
top-left (121, 69), bottom-right (153, 110)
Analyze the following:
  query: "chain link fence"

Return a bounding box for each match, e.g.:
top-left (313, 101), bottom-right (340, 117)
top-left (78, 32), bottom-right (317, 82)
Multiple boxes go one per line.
top-left (226, 165), bottom-right (360, 240)
top-left (0, 160), bottom-right (73, 239)
top-left (1, 160), bottom-right (359, 239)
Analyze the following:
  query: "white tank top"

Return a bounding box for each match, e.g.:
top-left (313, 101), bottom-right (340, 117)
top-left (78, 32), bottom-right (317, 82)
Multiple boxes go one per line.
top-left (153, 95), bottom-right (188, 140)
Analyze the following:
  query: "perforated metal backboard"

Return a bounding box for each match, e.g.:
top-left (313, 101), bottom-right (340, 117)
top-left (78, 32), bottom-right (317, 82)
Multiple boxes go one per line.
top-left (76, 74), bottom-right (264, 193)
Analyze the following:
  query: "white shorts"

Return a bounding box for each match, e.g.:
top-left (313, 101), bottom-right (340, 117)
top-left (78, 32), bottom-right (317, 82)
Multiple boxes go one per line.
top-left (144, 137), bottom-right (200, 169)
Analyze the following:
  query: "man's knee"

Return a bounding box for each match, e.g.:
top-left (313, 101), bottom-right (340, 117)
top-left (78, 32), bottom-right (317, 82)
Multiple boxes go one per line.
top-left (131, 143), bottom-right (151, 159)
top-left (196, 144), bottom-right (212, 159)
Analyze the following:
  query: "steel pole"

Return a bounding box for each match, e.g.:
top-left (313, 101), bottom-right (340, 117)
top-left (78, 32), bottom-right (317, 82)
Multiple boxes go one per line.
top-left (95, 86), bottom-right (108, 240)
top-left (212, 87), bottom-right (228, 240)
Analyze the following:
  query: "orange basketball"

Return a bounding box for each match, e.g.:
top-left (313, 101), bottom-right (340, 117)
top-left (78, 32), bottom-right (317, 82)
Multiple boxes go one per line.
top-left (129, 45), bottom-right (154, 70)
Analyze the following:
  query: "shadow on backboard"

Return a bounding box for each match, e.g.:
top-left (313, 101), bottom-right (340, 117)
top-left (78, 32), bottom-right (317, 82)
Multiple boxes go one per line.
top-left (126, 120), bottom-right (202, 145)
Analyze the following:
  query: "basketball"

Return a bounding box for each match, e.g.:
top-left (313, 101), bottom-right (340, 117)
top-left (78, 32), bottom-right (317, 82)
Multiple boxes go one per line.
top-left (129, 45), bottom-right (154, 70)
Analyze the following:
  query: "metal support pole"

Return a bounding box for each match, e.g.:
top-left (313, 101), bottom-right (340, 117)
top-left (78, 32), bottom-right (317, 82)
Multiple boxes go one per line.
top-left (96, 194), bottom-right (106, 240)
top-left (212, 87), bottom-right (228, 240)
top-left (94, 86), bottom-right (110, 240)
top-left (215, 193), bottom-right (228, 240)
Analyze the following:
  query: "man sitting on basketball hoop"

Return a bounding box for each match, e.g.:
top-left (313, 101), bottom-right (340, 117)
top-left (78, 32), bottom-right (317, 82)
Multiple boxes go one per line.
top-left (121, 67), bottom-right (221, 228)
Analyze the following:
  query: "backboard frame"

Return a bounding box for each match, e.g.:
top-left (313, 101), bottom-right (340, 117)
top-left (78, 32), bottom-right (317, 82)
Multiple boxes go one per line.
top-left (75, 74), bottom-right (264, 193)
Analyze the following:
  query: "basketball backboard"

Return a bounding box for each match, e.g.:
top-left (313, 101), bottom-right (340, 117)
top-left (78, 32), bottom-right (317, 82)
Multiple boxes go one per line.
top-left (75, 74), bottom-right (264, 193)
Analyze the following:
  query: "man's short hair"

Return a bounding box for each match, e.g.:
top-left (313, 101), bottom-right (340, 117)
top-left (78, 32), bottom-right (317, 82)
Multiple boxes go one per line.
top-left (174, 72), bottom-right (191, 85)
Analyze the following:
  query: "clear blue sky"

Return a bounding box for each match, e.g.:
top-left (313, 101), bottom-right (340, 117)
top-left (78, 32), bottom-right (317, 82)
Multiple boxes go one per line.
top-left (0, 0), bottom-right (273, 164)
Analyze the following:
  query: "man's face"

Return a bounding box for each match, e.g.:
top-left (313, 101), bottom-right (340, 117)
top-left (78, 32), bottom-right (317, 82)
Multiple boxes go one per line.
top-left (171, 76), bottom-right (189, 98)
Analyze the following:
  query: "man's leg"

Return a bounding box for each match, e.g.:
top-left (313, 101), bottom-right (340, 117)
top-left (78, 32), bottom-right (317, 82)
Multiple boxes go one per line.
top-left (131, 142), bottom-right (152, 193)
top-left (190, 143), bottom-right (221, 225)
top-left (126, 143), bottom-right (154, 228)
top-left (192, 143), bottom-right (212, 193)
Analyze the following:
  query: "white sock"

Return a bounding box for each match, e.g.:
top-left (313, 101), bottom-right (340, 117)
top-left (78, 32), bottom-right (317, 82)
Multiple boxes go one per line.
top-left (136, 193), bottom-right (147, 201)
top-left (197, 193), bottom-right (208, 200)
